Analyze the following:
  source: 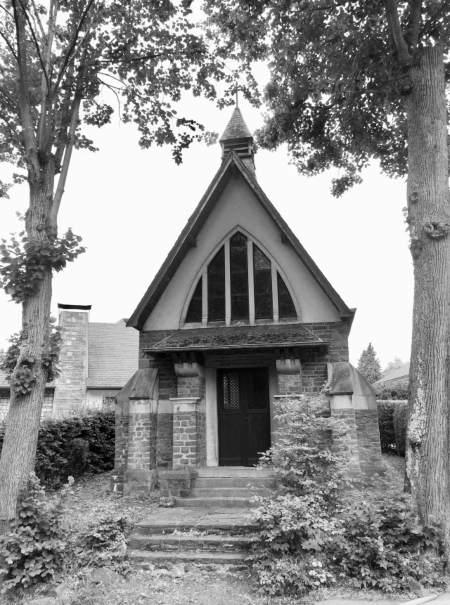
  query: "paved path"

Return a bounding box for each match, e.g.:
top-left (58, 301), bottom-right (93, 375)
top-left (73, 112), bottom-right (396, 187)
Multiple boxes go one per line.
top-left (315, 594), bottom-right (450, 605)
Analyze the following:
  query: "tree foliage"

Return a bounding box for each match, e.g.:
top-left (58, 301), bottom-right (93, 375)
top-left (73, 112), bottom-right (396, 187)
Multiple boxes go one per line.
top-left (204, 0), bottom-right (449, 194)
top-left (357, 342), bottom-right (382, 384)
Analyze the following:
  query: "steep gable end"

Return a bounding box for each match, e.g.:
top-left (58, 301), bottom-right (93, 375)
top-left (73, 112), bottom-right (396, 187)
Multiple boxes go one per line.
top-left (128, 151), bottom-right (354, 330)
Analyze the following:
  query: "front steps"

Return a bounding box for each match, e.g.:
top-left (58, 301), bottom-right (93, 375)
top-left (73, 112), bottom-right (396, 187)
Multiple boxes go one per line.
top-left (128, 507), bottom-right (258, 568)
top-left (128, 468), bottom-right (275, 568)
top-left (175, 467), bottom-right (275, 508)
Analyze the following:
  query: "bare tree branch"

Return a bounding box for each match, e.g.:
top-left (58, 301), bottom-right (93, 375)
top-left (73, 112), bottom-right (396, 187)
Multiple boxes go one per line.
top-left (0, 28), bottom-right (18, 61)
top-left (0, 85), bottom-right (18, 109)
top-left (16, 0), bottom-right (50, 91)
top-left (29, 0), bottom-right (45, 38)
top-left (53, 0), bottom-right (97, 93)
top-left (419, 0), bottom-right (450, 40)
top-left (50, 93), bottom-right (81, 225)
top-left (11, 0), bottom-right (40, 177)
top-left (37, 0), bottom-right (57, 151)
top-left (405, 0), bottom-right (422, 50)
top-left (383, 0), bottom-right (412, 64)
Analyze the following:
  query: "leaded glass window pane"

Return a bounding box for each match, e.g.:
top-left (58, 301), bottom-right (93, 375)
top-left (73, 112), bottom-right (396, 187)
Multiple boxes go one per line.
top-left (230, 232), bottom-right (249, 320)
top-left (208, 247), bottom-right (225, 321)
top-left (186, 277), bottom-right (203, 323)
top-left (277, 272), bottom-right (297, 318)
top-left (254, 245), bottom-right (272, 319)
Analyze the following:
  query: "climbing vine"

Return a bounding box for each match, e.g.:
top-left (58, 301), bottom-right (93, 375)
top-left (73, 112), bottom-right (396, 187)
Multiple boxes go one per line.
top-left (0, 229), bottom-right (85, 304)
top-left (0, 320), bottom-right (63, 396)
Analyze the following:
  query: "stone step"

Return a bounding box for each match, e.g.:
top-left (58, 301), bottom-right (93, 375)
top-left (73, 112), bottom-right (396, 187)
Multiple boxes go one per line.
top-left (128, 549), bottom-right (249, 568)
top-left (129, 533), bottom-right (255, 552)
top-left (195, 467), bottom-right (273, 478)
top-left (190, 487), bottom-right (268, 498)
top-left (193, 477), bottom-right (275, 488)
top-left (174, 497), bottom-right (253, 508)
top-left (133, 509), bottom-right (257, 536)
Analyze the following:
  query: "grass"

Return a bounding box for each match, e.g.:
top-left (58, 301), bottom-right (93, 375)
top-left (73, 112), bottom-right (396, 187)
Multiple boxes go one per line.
top-left (0, 454), bottom-right (443, 605)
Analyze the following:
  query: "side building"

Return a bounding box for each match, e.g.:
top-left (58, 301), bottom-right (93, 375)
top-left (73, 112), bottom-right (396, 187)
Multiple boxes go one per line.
top-left (0, 304), bottom-right (138, 420)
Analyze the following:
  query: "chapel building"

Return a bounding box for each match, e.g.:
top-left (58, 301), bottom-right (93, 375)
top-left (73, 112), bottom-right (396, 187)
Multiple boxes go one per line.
top-left (113, 108), bottom-right (383, 496)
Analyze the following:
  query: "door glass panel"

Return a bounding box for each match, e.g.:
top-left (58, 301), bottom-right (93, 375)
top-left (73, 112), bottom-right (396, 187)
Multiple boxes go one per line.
top-left (222, 372), bottom-right (240, 409)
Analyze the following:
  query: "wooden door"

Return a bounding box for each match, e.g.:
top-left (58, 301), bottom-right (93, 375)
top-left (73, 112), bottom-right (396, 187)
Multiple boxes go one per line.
top-left (217, 368), bottom-right (271, 466)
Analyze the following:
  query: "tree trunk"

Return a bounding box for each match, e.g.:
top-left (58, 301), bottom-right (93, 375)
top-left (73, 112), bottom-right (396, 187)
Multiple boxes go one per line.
top-left (405, 45), bottom-right (450, 545)
top-left (0, 166), bottom-right (54, 533)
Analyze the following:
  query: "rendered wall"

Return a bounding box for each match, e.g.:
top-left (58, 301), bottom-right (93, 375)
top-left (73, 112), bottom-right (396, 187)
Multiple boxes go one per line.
top-left (143, 173), bottom-right (342, 331)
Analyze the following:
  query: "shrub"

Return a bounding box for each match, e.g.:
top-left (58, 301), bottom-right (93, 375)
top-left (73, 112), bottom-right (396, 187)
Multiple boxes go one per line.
top-left (73, 516), bottom-right (128, 569)
top-left (0, 475), bottom-right (71, 593)
top-left (375, 378), bottom-right (409, 400)
top-left (0, 410), bottom-right (115, 489)
top-left (330, 491), bottom-right (445, 592)
top-left (393, 402), bottom-right (407, 457)
top-left (251, 392), bottom-right (349, 596)
top-left (250, 393), bottom-right (445, 597)
top-left (377, 401), bottom-right (407, 456)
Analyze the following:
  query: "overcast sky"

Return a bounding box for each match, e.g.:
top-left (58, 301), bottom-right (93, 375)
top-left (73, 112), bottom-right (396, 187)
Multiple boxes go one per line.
top-left (0, 92), bottom-right (412, 369)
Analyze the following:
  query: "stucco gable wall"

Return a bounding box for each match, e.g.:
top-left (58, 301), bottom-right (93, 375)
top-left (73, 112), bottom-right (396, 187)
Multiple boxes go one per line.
top-left (144, 174), bottom-right (341, 330)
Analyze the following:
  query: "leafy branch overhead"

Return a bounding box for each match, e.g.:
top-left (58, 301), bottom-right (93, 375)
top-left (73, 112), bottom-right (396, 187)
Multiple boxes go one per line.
top-left (0, 229), bottom-right (85, 303)
top-left (0, 0), bottom-right (250, 201)
top-left (0, 320), bottom-right (63, 395)
top-left (204, 0), bottom-right (450, 195)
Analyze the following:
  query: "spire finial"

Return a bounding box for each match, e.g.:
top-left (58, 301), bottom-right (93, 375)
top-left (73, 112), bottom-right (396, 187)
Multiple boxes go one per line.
top-left (235, 84), bottom-right (239, 108)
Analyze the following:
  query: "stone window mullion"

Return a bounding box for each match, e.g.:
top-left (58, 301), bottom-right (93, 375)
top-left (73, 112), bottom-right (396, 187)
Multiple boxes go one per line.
top-left (247, 240), bottom-right (255, 325)
top-left (202, 269), bottom-right (208, 326)
top-left (225, 239), bottom-right (231, 326)
top-left (272, 263), bottom-right (279, 323)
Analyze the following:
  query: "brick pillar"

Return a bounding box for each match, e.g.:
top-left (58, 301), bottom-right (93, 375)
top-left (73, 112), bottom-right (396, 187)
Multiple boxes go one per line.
top-left (123, 398), bottom-right (157, 495)
top-left (111, 368), bottom-right (159, 495)
top-left (170, 397), bottom-right (207, 469)
top-left (327, 362), bottom-right (384, 484)
top-left (53, 306), bottom-right (89, 416)
top-left (170, 358), bottom-right (206, 470)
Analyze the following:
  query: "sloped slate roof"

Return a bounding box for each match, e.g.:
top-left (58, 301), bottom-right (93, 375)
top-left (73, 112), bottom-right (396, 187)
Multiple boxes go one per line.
top-left (128, 149), bottom-right (354, 330)
top-left (0, 320), bottom-right (138, 391)
top-left (220, 107), bottom-right (253, 141)
top-left (374, 363), bottom-right (410, 385)
top-left (87, 321), bottom-right (139, 388)
top-left (144, 324), bottom-right (326, 353)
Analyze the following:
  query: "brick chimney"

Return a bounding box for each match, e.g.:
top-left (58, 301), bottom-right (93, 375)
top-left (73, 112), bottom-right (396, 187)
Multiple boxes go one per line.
top-left (53, 304), bottom-right (91, 416)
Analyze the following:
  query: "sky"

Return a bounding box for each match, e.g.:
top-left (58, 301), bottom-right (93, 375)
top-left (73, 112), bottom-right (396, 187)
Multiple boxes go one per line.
top-left (0, 93), bottom-right (413, 369)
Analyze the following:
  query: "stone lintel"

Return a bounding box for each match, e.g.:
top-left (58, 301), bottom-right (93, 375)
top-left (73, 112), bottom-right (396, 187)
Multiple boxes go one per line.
top-left (129, 399), bottom-right (157, 414)
top-left (174, 361), bottom-right (205, 378)
top-left (276, 357), bottom-right (302, 375)
top-left (170, 396), bottom-right (201, 413)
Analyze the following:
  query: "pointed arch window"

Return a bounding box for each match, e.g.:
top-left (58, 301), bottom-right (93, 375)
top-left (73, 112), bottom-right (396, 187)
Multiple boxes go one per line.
top-left (185, 231), bottom-right (299, 325)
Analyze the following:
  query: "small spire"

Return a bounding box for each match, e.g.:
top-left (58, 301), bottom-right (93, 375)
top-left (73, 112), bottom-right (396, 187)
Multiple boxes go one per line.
top-left (219, 107), bottom-right (256, 176)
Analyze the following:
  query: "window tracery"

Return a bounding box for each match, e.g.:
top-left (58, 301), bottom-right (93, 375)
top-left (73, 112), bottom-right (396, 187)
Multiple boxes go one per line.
top-left (185, 231), bottom-right (298, 325)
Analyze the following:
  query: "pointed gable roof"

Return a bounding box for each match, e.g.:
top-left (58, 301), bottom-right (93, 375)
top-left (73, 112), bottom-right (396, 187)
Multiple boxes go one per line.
top-left (128, 150), bottom-right (354, 330)
top-left (220, 107), bottom-right (253, 142)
